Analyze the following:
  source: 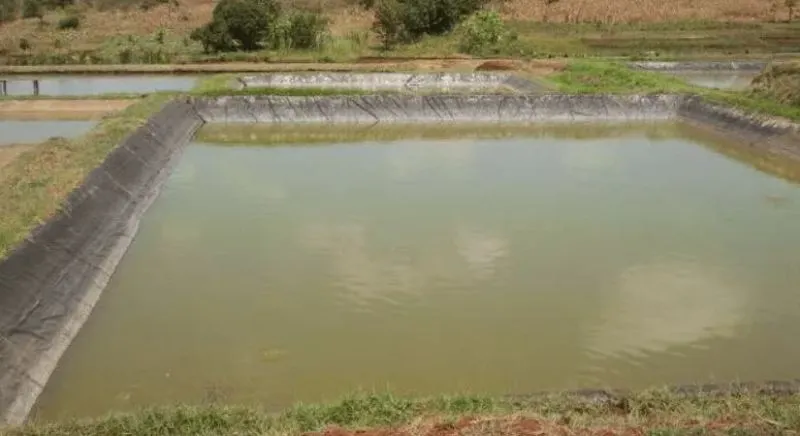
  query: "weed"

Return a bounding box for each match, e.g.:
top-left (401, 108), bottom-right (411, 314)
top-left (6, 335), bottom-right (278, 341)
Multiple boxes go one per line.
top-left (56, 14), bottom-right (79, 29)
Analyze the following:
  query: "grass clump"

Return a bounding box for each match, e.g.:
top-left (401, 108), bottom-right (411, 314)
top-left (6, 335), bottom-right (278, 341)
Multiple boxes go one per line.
top-left (0, 93), bottom-right (171, 259)
top-left (56, 14), bottom-right (79, 29)
top-left (750, 61), bottom-right (800, 107)
top-left (7, 390), bottom-right (800, 436)
top-left (457, 10), bottom-right (517, 55)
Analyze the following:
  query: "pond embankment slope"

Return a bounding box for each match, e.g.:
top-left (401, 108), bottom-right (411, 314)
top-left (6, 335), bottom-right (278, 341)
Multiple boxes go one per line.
top-left (0, 100), bottom-right (202, 425)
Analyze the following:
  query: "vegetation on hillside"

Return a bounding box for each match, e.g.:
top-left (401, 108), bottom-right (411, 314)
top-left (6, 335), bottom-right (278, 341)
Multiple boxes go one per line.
top-left (1, 0), bottom-right (799, 64)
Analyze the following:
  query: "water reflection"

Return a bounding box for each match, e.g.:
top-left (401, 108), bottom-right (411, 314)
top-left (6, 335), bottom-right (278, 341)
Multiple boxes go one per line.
top-left (587, 260), bottom-right (747, 360)
top-left (34, 126), bottom-right (800, 420)
top-left (667, 72), bottom-right (757, 90)
top-left (0, 75), bottom-right (197, 96)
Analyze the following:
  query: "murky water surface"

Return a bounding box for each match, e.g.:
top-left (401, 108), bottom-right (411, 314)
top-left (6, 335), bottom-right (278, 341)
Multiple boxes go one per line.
top-left (35, 123), bottom-right (800, 420)
top-left (0, 75), bottom-right (197, 96)
top-left (666, 71), bottom-right (757, 90)
top-left (0, 120), bottom-right (95, 145)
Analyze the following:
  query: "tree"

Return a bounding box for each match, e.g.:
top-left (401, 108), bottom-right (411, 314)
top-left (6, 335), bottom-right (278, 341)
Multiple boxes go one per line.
top-left (22, 0), bottom-right (42, 19)
top-left (211, 0), bottom-right (278, 50)
top-left (190, 19), bottom-right (236, 52)
top-left (0, 0), bottom-right (19, 23)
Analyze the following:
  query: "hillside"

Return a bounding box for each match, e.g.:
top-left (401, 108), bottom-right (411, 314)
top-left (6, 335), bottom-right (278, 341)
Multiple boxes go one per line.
top-left (0, 0), bottom-right (798, 64)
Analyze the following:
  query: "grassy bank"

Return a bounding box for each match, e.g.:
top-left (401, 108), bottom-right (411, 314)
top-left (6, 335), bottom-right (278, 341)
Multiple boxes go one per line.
top-left (8, 390), bottom-right (800, 435)
top-left (0, 93), bottom-right (170, 259)
top-left (549, 61), bottom-right (800, 122)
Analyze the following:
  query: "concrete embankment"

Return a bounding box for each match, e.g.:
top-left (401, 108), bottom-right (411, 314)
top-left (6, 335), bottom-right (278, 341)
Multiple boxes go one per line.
top-left (193, 94), bottom-right (680, 123)
top-left (0, 100), bottom-right (203, 426)
top-left (194, 94), bottom-right (799, 158)
top-left (678, 96), bottom-right (800, 160)
top-left (238, 72), bottom-right (547, 93)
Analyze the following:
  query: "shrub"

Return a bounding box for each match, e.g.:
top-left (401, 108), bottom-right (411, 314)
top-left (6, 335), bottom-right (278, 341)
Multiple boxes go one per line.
top-left (22, 0), bottom-right (43, 19)
top-left (191, 0), bottom-right (279, 52)
top-left (191, 19), bottom-right (237, 53)
top-left (458, 10), bottom-right (515, 55)
top-left (0, 0), bottom-right (19, 23)
top-left (19, 37), bottom-right (31, 50)
top-left (213, 0), bottom-right (278, 50)
top-left (373, 0), bottom-right (485, 47)
top-left (373, 0), bottom-right (405, 48)
top-left (57, 14), bottom-right (79, 29)
top-left (286, 10), bottom-right (328, 49)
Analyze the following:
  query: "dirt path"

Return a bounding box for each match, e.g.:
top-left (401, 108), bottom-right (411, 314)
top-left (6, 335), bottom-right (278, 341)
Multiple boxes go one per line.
top-left (0, 99), bottom-right (135, 120)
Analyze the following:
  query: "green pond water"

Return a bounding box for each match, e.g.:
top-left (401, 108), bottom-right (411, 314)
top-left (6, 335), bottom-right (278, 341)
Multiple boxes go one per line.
top-left (34, 123), bottom-right (800, 420)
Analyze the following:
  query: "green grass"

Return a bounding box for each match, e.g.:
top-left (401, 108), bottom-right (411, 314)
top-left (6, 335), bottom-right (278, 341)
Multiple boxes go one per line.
top-left (550, 61), bottom-right (800, 122)
top-left (0, 93), bottom-right (172, 259)
top-left (7, 390), bottom-right (800, 436)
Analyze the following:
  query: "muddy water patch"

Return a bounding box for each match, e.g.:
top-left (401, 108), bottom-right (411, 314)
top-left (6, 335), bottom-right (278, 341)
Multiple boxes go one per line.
top-left (33, 122), bottom-right (800, 420)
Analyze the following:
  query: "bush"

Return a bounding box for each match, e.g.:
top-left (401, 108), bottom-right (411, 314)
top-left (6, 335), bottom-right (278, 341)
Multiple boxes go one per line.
top-left (286, 10), bottom-right (328, 49)
top-left (0, 0), bottom-right (19, 23)
top-left (214, 0), bottom-right (278, 50)
top-left (191, 19), bottom-right (236, 53)
top-left (373, 0), bottom-right (485, 47)
top-left (458, 10), bottom-right (515, 55)
top-left (22, 0), bottom-right (43, 19)
top-left (373, 0), bottom-right (405, 48)
top-left (19, 38), bottom-right (31, 51)
top-left (191, 0), bottom-right (279, 52)
top-left (57, 14), bottom-right (79, 29)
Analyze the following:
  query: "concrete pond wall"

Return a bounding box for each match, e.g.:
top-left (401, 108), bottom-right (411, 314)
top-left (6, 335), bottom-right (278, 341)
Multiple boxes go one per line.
top-left (0, 89), bottom-right (798, 426)
top-left (238, 72), bottom-right (545, 93)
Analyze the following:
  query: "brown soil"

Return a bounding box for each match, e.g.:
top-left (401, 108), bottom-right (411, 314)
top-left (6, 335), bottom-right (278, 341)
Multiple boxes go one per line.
top-left (0, 144), bottom-right (32, 170)
top-left (304, 415), bottom-right (770, 436)
top-left (0, 99), bottom-right (135, 120)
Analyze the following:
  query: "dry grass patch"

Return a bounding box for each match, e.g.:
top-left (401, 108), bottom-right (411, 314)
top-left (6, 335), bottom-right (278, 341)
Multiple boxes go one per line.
top-left (0, 99), bottom-right (136, 120)
top-left (498, 0), bottom-right (786, 23)
top-left (0, 144), bottom-right (33, 170)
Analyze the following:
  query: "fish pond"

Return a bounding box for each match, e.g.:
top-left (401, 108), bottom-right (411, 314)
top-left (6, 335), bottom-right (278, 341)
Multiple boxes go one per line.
top-left (33, 122), bottom-right (800, 420)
